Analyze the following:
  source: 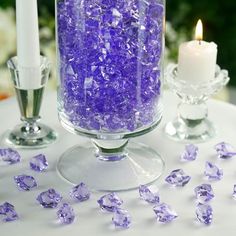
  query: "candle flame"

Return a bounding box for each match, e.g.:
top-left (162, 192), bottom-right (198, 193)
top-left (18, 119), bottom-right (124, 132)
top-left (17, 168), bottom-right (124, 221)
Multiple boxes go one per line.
top-left (195, 19), bottom-right (203, 41)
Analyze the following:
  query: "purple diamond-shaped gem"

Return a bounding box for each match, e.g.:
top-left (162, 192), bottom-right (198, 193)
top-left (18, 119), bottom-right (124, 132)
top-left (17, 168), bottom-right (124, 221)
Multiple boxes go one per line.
top-left (153, 203), bottom-right (178, 223)
top-left (37, 188), bottom-right (62, 208)
top-left (139, 185), bottom-right (160, 204)
top-left (232, 184), bottom-right (236, 199)
top-left (0, 148), bottom-right (21, 164)
top-left (0, 202), bottom-right (19, 222)
top-left (112, 208), bottom-right (131, 229)
top-left (14, 174), bottom-right (37, 191)
top-left (204, 161), bottom-right (223, 181)
top-left (30, 154), bottom-right (48, 172)
top-left (181, 144), bottom-right (198, 161)
top-left (214, 142), bottom-right (236, 159)
top-left (196, 203), bottom-right (213, 225)
top-left (70, 182), bottom-right (90, 202)
top-left (57, 203), bottom-right (75, 224)
top-left (165, 169), bottom-right (191, 187)
top-left (97, 193), bottom-right (123, 212)
top-left (194, 184), bottom-right (214, 203)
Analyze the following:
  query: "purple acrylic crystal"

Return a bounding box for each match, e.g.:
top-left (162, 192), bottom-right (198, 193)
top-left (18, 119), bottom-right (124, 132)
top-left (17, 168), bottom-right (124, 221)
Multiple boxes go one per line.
top-left (139, 185), bottom-right (160, 204)
top-left (36, 188), bottom-right (62, 208)
top-left (194, 184), bottom-right (214, 203)
top-left (14, 174), bottom-right (37, 191)
top-left (0, 148), bottom-right (20, 164)
top-left (181, 144), bottom-right (198, 161)
top-left (0, 202), bottom-right (19, 222)
top-left (97, 193), bottom-right (123, 212)
top-left (165, 169), bottom-right (191, 187)
top-left (30, 154), bottom-right (48, 172)
top-left (196, 203), bottom-right (213, 225)
top-left (112, 208), bottom-right (131, 229)
top-left (57, 0), bottom-right (164, 132)
top-left (214, 142), bottom-right (236, 159)
top-left (232, 184), bottom-right (236, 199)
top-left (204, 161), bottom-right (223, 181)
top-left (57, 203), bottom-right (75, 224)
top-left (153, 203), bottom-right (178, 223)
top-left (70, 182), bottom-right (90, 202)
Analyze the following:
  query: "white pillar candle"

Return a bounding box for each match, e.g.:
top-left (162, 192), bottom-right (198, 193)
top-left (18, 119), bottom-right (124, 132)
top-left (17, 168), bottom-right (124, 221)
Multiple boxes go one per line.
top-left (178, 20), bottom-right (217, 84)
top-left (16, 0), bottom-right (41, 89)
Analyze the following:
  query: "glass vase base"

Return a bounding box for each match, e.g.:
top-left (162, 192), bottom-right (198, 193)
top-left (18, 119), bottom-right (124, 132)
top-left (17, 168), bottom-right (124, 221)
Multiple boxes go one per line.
top-left (165, 118), bottom-right (215, 143)
top-left (57, 141), bottom-right (165, 192)
top-left (4, 122), bottom-right (57, 149)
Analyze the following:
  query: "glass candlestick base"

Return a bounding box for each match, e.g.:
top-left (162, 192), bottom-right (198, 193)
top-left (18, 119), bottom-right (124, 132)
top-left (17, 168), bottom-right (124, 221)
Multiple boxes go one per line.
top-left (165, 64), bottom-right (229, 143)
top-left (4, 56), bottom-right (57, 149)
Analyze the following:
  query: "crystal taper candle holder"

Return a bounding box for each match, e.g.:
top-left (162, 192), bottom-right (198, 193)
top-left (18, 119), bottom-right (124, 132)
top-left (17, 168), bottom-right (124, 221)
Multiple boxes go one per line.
top-left (165, 64), bottom-right (229, 143)
top-left (4, 56), bottom-right (57, 148)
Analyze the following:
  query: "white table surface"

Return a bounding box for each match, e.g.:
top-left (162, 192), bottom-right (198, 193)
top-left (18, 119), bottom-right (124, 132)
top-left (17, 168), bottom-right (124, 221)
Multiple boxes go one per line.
top-left (1, 91), bottom-right (236, 236)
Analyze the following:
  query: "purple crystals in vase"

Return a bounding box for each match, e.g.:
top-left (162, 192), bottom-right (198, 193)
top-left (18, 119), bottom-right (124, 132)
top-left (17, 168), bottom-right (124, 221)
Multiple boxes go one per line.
top-left (181, 144), bottom-right (198, 161)
top-left (232, 185), bottom-right (236, 199)
top-left (70, 182), bottom-right (90, 202)
top-left (194, 184), bottom-right (214, 203)
top-left (57, 203), bottom-right (75, 224)
top-left (204, 161), bottom-right (223, 181)
top-left (165, 169), bottom-right (191, 187)
top-left (97, 193), bottom-right (123, 212)
top-left (14, 174), bottom-right (37, 191)
top-left (30, 154), bottom-right (48, 172)
top-left (0, 202), bottom-right (19, 222)
top-left (196, 203), bottom-right (213, 225)
top-left (214, 142), bottom-right (236, 159)
top-left (0, 148), bottom-right (21, 164)
top-left (112, 208), bottom-right (131, 229)
top-left (37, 189), bottom-right (62, 208)
top-left (153, 203), bottom-right (178, 223)
top-left (139, 185), bottom-right (160, 204)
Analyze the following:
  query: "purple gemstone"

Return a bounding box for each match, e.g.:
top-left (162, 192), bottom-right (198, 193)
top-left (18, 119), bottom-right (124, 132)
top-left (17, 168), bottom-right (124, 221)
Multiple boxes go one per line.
top-left (204, 161), bottom-right (223, 181)
top-left (181, 144), bottom-right (198, 161)
top-left (0, 202), bottom-right (19, 222)
top-left (30, 154), bottom-right (48, 172)
top-left (165, 169), bottom-right (191, 187)
top-left (112, 208), bottom-right (131, 229)
top-left (194, 184), bottom-right (214, 203)
top-left (214, 142), bottom-right (236, 159)
top-left (14, 174), bottom-right (37, 191)
top-left (37, 189), bottom-right (62, 208)
top-left (97, 193), bottom-right (123, 212)
top-left (70, 182), bottom-right (90, 202)
top-left (139, 185), bottom-right (160, 204)
top-left (153, 203), bottom-right (178, 223)
top-left (0, 148), bottom-right (21, 164)
top-left (196, 203), bottom-right (213, 225)
top-left (232, 184), bottom-right (236, 199)
top-left (57, 203), bottom-right (75, 224)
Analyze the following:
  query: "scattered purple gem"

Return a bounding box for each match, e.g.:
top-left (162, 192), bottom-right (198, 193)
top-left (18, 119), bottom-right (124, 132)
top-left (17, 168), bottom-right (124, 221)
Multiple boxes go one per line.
top-left (196, 203), bottom-right (213, 225)
top-left (30, 154), bottom-right (48, 172)
top-left (139, 185), bottom-right (160, 204)
top-left (181, 144), bottom-right (198, 161)
top-left (14, 174), bottom-right (37, 191)
top-left (70, 182), bottom-right (90, 202)
top-left (204, 161), bottom-right (223, 181)
top-left (57, 203), bottom-right (75, 224)
top-left (165, 169), bottom-right (191, 187)
top-left (97, 193), bottom-right (123, 212)
top-left (0, 148), bottom-right (21, 164)
top-left (36, 188), bottom-right (62, 208)
top-left (232, 184), bottom-right (236, 199)
top-left (112, 208), bottom-right (131, 229)
top-left (194, 184), bottom-right (214, 203)
top-left (153, 203), bottom-right (178, 223)
top-left (0, 202), bottom-right (18, 222)
top-left (214, 142), bottom-right (236, 159)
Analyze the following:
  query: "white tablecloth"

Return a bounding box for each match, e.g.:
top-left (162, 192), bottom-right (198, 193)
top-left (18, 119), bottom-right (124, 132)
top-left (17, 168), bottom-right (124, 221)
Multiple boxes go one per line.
top-left (0, 91), bottom-right (236, 236)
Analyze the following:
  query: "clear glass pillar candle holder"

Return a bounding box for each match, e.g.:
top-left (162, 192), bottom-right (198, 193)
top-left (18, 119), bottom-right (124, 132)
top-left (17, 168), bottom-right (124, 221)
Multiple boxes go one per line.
top-left (56, 0), bottom-right (165, 191)
top-left (165, 64), bottom-right (229, 143)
